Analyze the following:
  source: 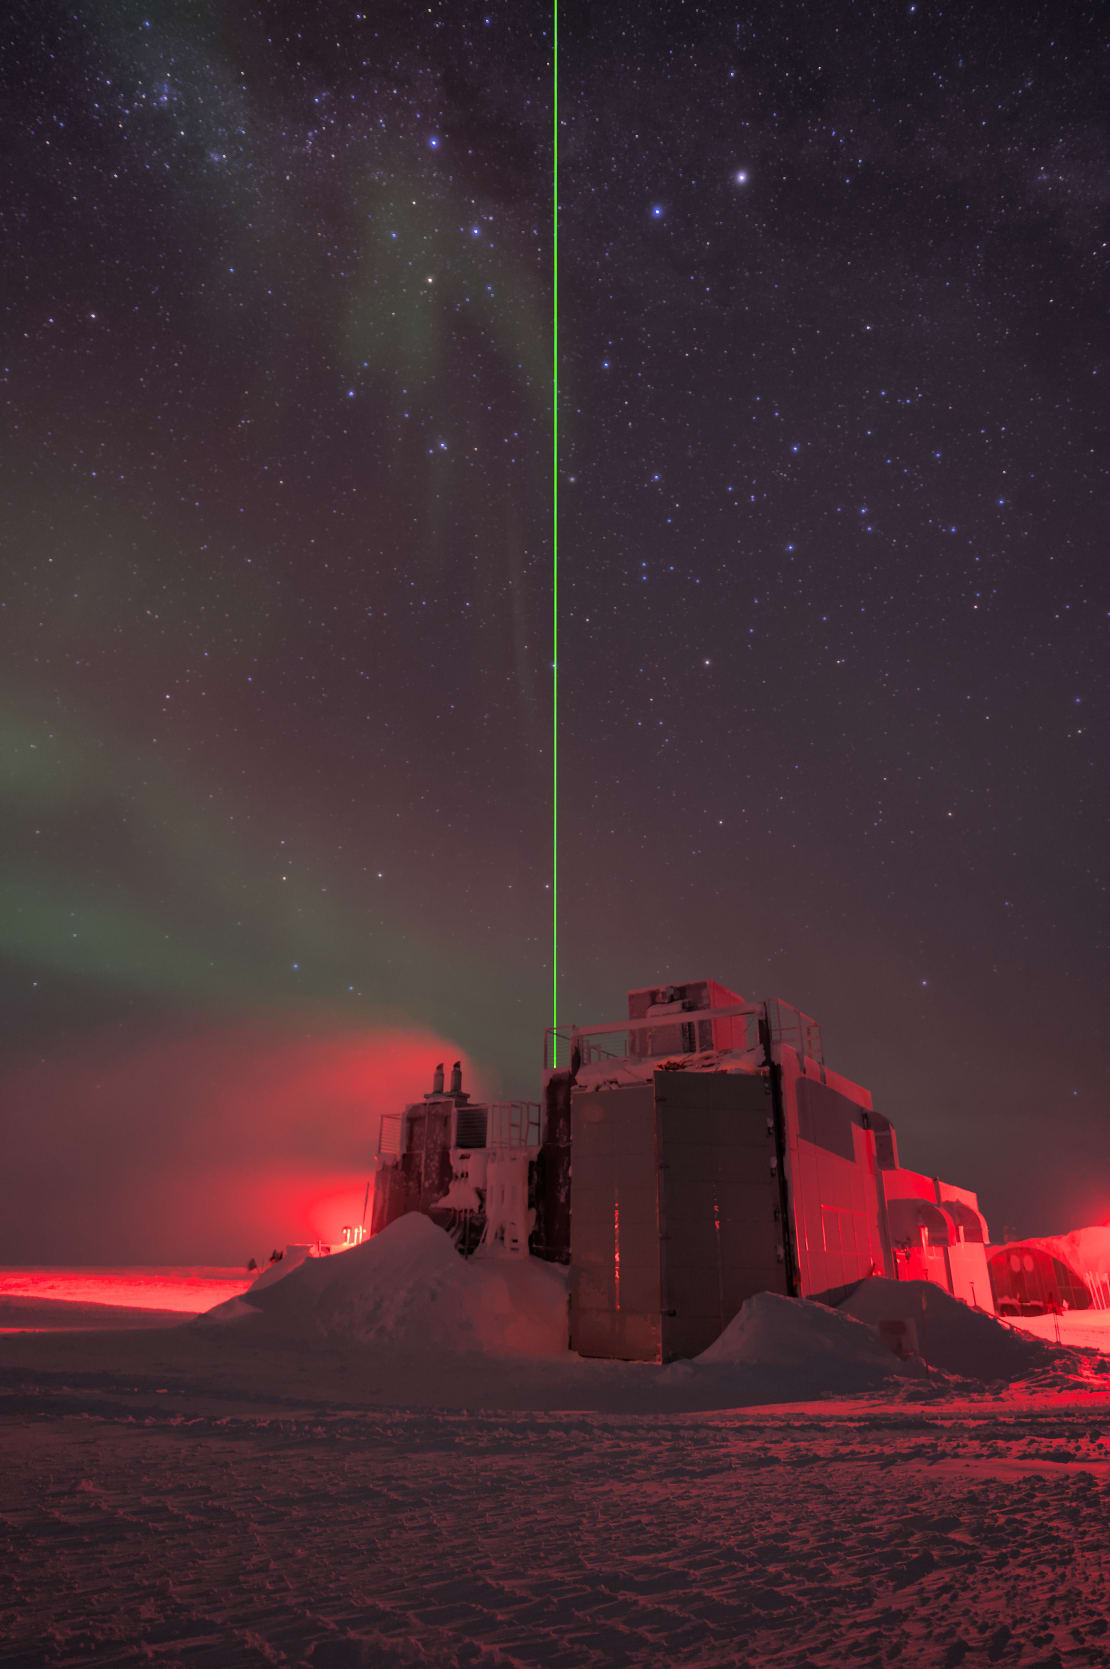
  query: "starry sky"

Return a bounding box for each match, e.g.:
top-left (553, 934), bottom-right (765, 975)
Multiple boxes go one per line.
top-left (1, 0), bottom-right (1106, 1262)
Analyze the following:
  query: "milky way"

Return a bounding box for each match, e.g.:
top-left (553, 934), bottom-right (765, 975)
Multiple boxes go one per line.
top-left (1, 2), bottom-right (1106, 1256)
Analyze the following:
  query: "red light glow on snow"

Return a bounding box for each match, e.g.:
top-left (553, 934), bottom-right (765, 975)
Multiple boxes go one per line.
top-left (0, 1020), bottom-right (470, 1264)
top-left (0, 1267), bottom-right (252, 1313)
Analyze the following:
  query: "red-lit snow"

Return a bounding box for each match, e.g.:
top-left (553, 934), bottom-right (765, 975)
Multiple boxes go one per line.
top-left (0, 1264), bottom-right (252, 1333)
top-left (1008, 1306), bottom-right (1110, 1354)
top-left (2, 1231), bottom-right (1109, 1666)
top-left (838, 1278), bottom-right (1072, 1383)
top-left (219, 1213), bottom-right (570, 1358)
top-left (243, 1242), bottom-right (318, 1294)
top-left (696, 1289), bottom-right (917, 1395)
top-left (0, 1264), bottom-right (252, 1313)
top-left (2, 1384), bottom-right (1109, 1668)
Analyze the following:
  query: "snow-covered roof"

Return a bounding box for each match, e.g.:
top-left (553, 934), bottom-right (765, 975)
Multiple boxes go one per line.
top-left (573, 1044), bottom-right (764, 1092)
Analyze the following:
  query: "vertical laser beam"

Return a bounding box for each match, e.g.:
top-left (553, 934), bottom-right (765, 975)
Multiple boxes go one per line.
top-left (552, 0), bottom-right (559, 1067)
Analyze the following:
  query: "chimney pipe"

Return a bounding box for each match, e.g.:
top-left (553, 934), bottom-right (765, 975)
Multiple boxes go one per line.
top-left (450, 1060), bottom-right (463, 1096)
top-left (432, 1062), bottom-right (444, 1095)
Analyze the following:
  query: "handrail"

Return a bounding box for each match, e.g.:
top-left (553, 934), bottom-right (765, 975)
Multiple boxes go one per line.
top-left (543, 997), bottom-right (824, 1070)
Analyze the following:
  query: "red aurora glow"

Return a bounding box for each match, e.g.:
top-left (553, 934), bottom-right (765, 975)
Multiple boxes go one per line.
top-left (0, 1022), bottom-right (470, 1265)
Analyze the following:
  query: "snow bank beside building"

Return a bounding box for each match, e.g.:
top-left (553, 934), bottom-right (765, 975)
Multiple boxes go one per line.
top-left (201, 1226), bottom-right (1088, 1401)
top-left (205, 1223), bottom-right (918, 1399)
top-left (692, 1291), bottom-right (914, 1397)
top-left (245, 1243), bottom-right (316, 1295)
top-left (838, 1278), bottom-right (1075, 1382)
top-left (6, 1254), bottom-right (1105, 1411)
top-left (209, 1215), bottom-right (569, 1359)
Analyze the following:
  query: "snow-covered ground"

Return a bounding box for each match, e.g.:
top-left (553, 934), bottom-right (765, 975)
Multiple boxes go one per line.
top-left (1007, 1307), bottom-right (1110, 1355)
top-left (3, 1386), bottom-right (1109, 1667)
top-left (0, 1264), bottom-right (252, 1332)
top-left (2, 1223), bottom-right (1108, 1666)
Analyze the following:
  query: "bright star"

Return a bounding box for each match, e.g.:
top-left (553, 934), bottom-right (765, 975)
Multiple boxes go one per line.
top-left (735, 170), bottom-right (748, 184)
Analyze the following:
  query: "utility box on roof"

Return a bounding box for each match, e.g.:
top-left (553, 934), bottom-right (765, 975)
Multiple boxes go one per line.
top-left (626, 979), bottom-right (748, 1058)
top-left (569, 1069), bottom-right (787, 1362)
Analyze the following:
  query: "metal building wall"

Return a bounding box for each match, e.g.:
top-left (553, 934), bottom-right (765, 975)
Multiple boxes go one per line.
top-left (656, 1070), bottom-right (787, 1360)
top-left (569, 1084), bottom-right (662, 1361)
top-left (779, 1056), bottom-right (892, 1303)
top-left (569, 1069), bottom-right (788, 1362)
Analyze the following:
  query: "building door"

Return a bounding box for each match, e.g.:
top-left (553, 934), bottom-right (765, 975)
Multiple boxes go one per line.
top-left (656, 1071), bottom-right (787, 1360)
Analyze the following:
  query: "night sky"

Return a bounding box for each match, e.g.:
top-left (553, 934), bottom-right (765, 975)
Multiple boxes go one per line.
top-left (2, 1), bottom-right (1106, 1263)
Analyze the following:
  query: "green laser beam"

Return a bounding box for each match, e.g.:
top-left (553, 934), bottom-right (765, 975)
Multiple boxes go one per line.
top-left (552, 0), bottom-right (559, 1067)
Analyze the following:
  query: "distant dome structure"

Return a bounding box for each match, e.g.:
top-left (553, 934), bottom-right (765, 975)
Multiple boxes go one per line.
top-left (988, 1243), bottom-right (1093, 1316)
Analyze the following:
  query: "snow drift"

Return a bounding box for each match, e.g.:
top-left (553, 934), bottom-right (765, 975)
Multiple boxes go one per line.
top-left (838, 1278), bottom-right (1076, 1382)
top-left (202, 1221), bottom-right (916, 1400)
top-left (206, 1214), bottom-right (569, 1359)
top-left (246, 1243), bottom-right (316, 1295)
top-left (691, 1291), bottom-right (915, 1397)
top-left (192, 1225), bottom-right (1100, 1407)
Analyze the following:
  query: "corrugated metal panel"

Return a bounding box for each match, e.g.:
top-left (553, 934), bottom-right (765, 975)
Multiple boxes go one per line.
top-left (569, 1084), bottom-right (661, 1361)
top-left (656, 1071), bottom-right (786, 1361)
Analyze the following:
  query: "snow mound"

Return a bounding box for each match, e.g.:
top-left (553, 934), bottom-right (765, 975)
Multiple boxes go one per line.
top-left (838, 1279), bottom-right (1075, 1382)
top-left (691, 1291), bottom-right (913, 1397)
top-left (244, 1243), bottom-right (316, 1295)
top-left (206, 1214), bottom-right (568, 1359)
